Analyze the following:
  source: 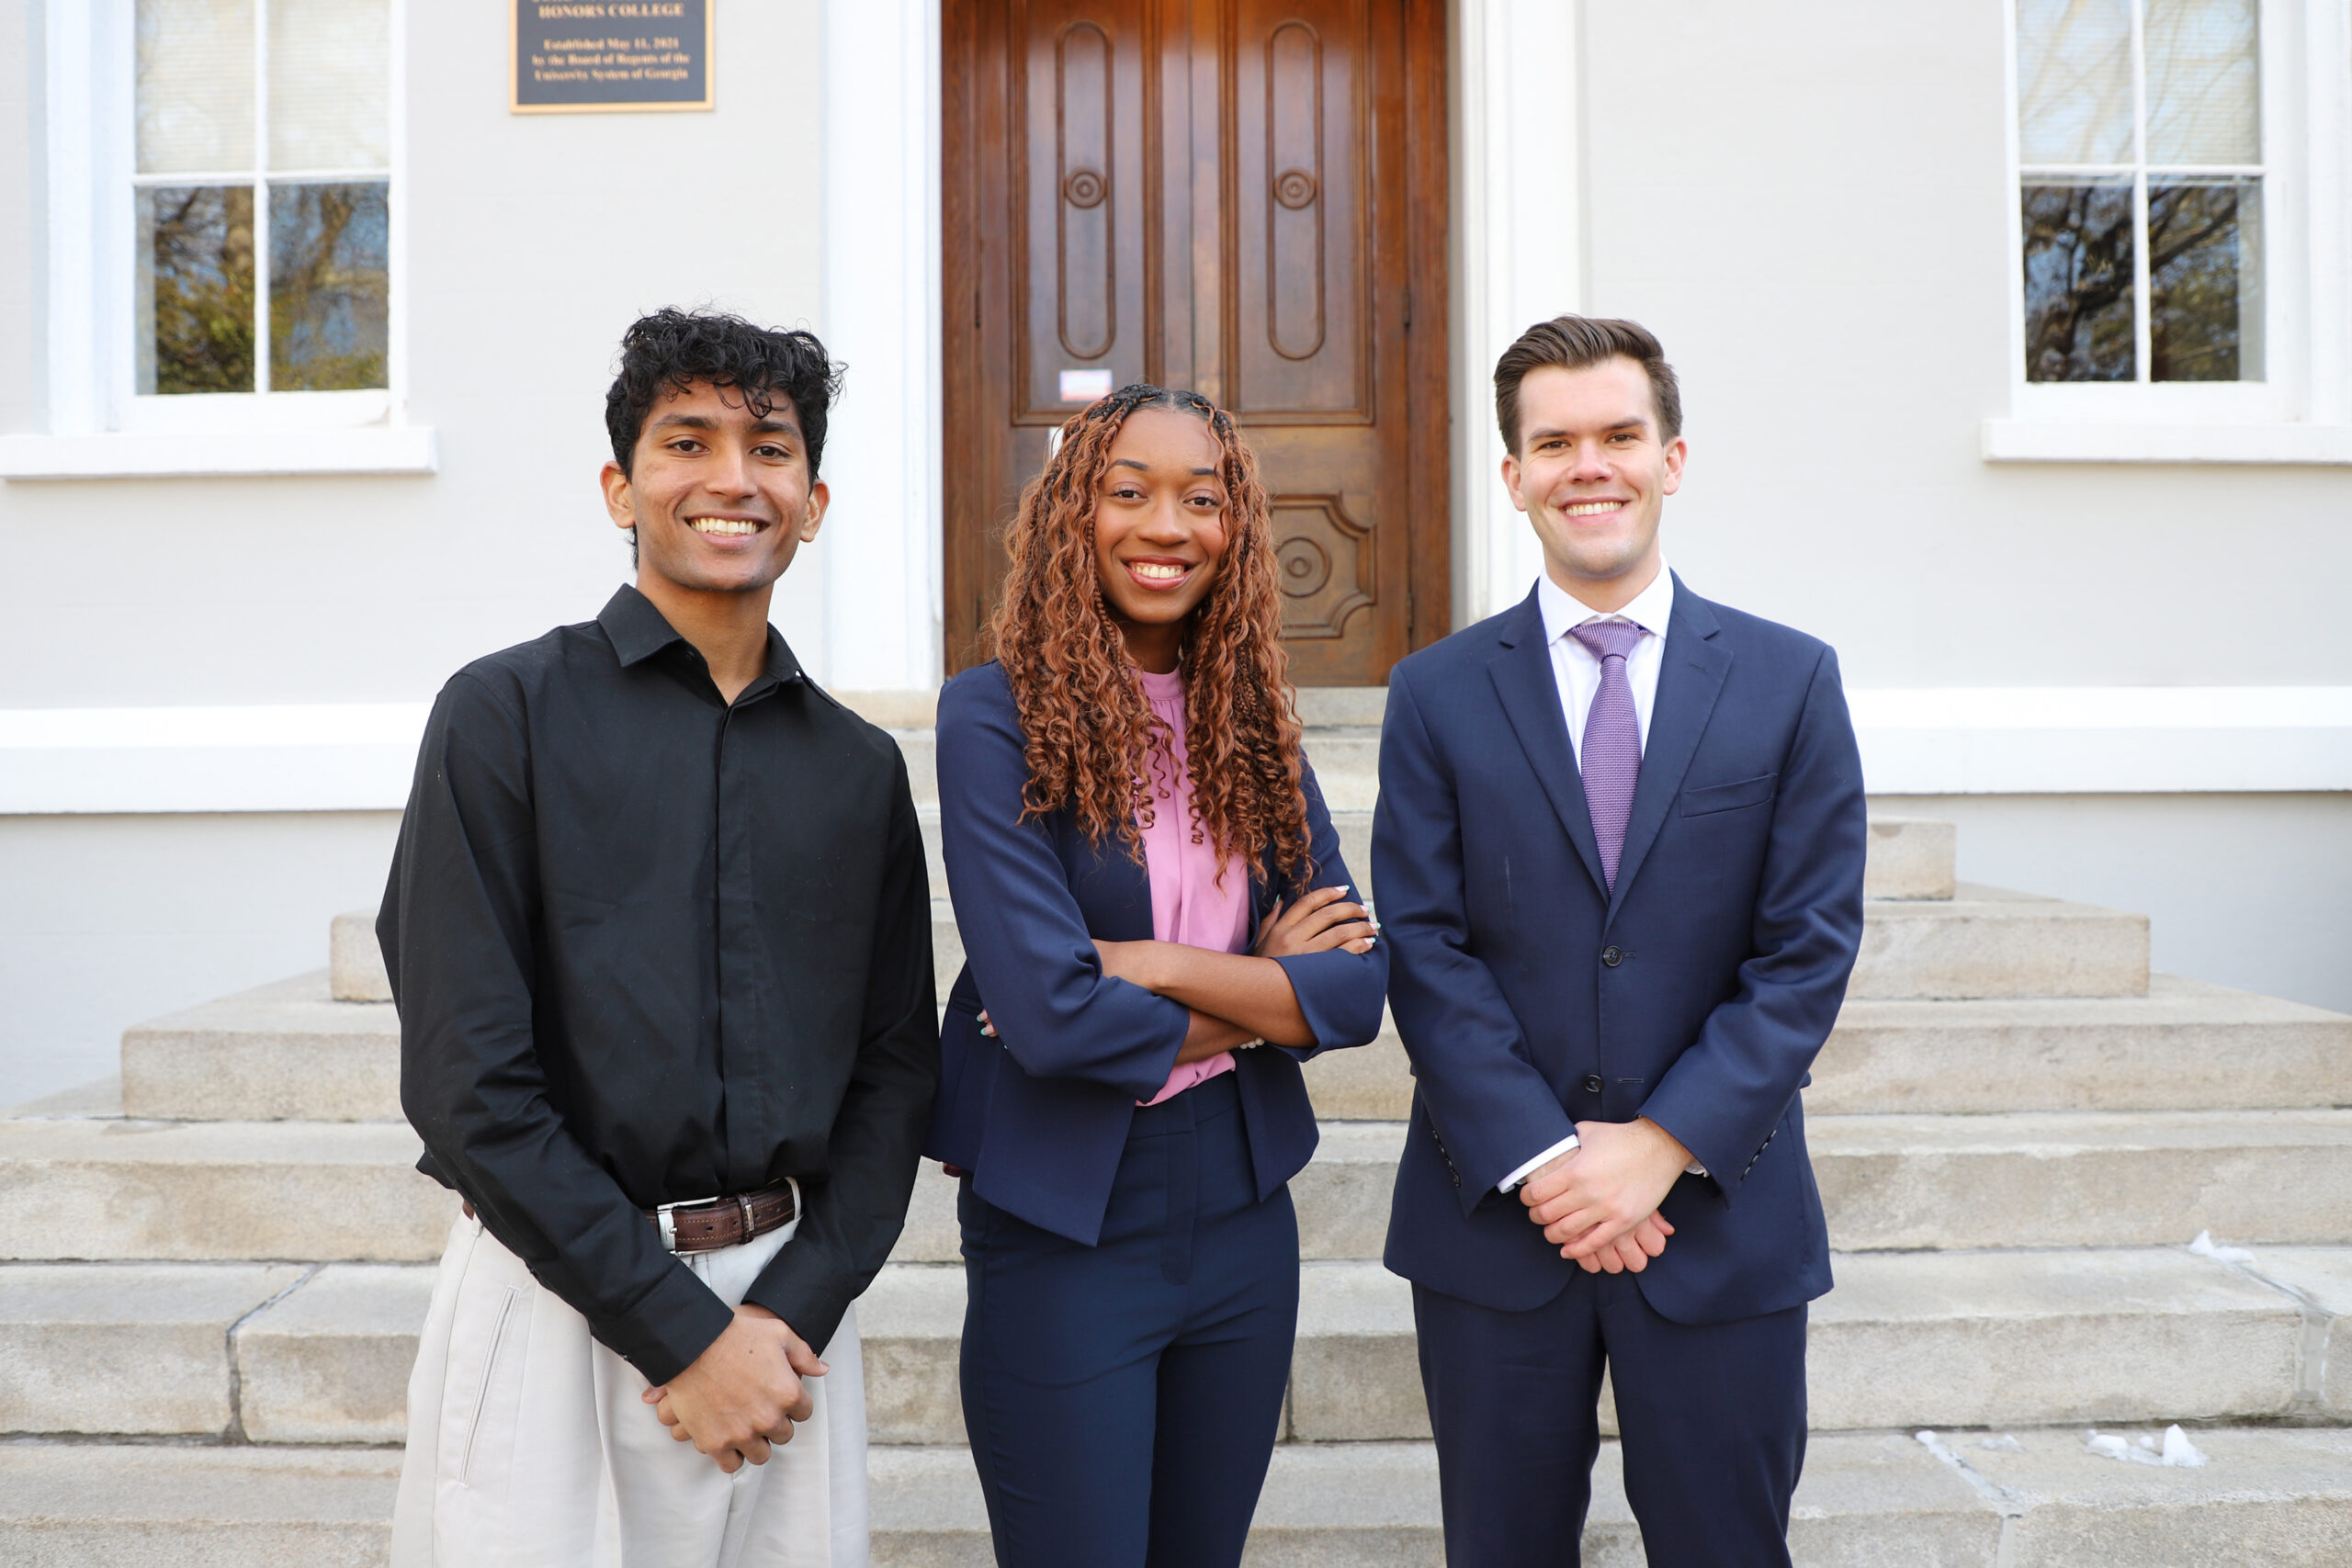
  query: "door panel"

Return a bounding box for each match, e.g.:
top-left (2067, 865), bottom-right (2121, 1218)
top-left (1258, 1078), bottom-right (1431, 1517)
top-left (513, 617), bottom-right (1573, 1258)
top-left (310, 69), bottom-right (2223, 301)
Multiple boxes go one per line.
top-left (945, 0), bottom-right (1446, 683)
top-left (1230, 1), bottom-right (1367, 417)
top-left (1015, 5), bottom-right (1152, 419)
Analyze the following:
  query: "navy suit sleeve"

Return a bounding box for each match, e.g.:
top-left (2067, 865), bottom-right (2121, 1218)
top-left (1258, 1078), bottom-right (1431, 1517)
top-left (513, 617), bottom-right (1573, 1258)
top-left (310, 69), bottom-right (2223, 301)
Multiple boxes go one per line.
top-left (1267, 763), bottom-right (1389, 1060)
top-left (1638, 647), bottom-right (1867, 1202)
top-left (1372, 667), bottom-right (1580, 1204)
top-left (936, 675), bottom-right (1191, 1100)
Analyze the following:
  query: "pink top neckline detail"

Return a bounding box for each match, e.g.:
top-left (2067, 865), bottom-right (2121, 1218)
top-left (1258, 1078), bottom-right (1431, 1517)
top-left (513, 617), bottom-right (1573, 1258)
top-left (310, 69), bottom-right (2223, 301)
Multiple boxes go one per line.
top-left (1134, 667), bottom-right (1249, 1106)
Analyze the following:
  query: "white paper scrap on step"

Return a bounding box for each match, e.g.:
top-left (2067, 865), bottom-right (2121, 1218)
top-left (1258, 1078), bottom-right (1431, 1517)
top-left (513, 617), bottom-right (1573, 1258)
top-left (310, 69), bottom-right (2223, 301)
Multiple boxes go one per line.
top-left (2188, 1230), bottom-right (2256, 1265)
top-left (2086, 1426), bottom-right (2209, 1468)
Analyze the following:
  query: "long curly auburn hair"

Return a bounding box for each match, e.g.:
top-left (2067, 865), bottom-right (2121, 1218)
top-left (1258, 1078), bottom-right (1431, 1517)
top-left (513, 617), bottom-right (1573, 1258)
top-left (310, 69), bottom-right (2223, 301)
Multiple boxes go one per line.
top-left (986, 384), bottom-right (1313, 886)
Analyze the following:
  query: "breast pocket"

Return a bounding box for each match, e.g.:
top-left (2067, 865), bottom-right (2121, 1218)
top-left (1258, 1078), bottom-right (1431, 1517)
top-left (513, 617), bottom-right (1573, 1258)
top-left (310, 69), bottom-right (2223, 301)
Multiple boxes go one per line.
top-left (1679, 773), bottom-right (1779, 818)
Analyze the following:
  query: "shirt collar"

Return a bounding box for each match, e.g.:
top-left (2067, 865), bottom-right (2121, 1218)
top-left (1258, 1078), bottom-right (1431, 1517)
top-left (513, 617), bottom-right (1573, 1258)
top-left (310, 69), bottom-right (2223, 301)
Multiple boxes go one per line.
top-left (597, 584), bottom-right (806, 685)
top-left (1537, 560), bottom-right (1675, 646)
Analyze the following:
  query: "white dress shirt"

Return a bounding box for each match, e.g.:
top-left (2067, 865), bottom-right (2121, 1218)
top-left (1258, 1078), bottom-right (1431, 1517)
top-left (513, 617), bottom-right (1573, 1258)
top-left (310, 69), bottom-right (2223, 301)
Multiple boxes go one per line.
top-left (1498, 563), bottom-right (1703, 1193)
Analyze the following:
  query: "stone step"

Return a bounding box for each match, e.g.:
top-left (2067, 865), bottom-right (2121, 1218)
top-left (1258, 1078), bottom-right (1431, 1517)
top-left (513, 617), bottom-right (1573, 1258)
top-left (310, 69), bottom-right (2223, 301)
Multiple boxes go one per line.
top-left (233, 1263), bottom-right (437, 1443)
top-left (929, 882), bottom-right (2148, 1001)
top-left (6, 1427), bottom-right (2350, 1568)
top-left (1270, 1109), bottom-right (2352, 1259)
top-left (0, 1261), bottom-right (308, 1436)
top-left (1297, 976), bottom-right (2352, 1124)
top-left (0, 1443), bottom-right (403, 1568)
top-left (1286, 1248), bottom-right (2339, 1441)
top-left (1849, 885), bottom-right (2147, 999)
top-left (331, 808), bottom-right (1984, 1006)
top-left (122, 974), bottom-right (398, 1122)
top-left (1811, 975), bottom-right (2352, 1115)
top-left (9, 1246), bottom-right (2346, 1450)
top-left (865, 1427), bottom-right (2352, 1568)
top-left (0, 1119), bottom-right (455, 1263)
top-left (1807, 1108), bottom-right (2352, 1250)
top-left (1862, 815), bottom-right (1955, 900)
top-left (328, 912), bottom-right (390, 1003)
top-left (117, 969), bottom-right (2346, 1127)
top-left (0, 1261), bottom-right (424, 1444)
top-left (855, 1247), bottom-right (2342, 1446)
top-left (114, 974), bottom-right (1395, 1127)
top-left (28, 1089), bottom-right (2343, 1272)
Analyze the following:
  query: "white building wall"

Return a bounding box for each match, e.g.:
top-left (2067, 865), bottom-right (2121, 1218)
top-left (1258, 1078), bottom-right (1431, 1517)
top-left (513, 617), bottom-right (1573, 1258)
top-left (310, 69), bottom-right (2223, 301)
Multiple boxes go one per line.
top-left (1574, 1), bottom-right (2352, 691)
top-left (0, 0), bottom-right (847, 1101)
top-left (1, 0), bottom-right (2346, 1103)
top-left (1545, 0), bottom-right (2352, 1011)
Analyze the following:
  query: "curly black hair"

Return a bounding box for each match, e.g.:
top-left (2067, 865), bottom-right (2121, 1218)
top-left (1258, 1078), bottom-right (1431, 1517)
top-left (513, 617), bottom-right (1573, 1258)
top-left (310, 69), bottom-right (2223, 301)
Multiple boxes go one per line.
top-left (604, 307), bottom-right (846, 479)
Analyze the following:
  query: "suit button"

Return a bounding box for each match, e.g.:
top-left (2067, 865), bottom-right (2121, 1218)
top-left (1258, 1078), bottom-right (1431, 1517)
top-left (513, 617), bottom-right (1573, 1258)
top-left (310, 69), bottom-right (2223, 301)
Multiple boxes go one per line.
top-left (1601, 946), bottom-right (1623, 967)
top-left (1582, 1075), bottom-right (1604, 1095)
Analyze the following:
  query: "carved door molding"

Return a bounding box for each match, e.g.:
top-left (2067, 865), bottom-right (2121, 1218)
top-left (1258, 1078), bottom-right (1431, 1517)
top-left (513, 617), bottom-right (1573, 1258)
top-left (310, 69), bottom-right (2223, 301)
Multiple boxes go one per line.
top-left (944, 0), bottom-right (1448, 684)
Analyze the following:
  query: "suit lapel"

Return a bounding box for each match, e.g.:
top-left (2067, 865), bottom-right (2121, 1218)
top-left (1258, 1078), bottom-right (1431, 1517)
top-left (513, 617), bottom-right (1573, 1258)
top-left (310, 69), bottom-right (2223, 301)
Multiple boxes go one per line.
top-left (1486, 590), bottom-right (1609, 899)
top-left (1608, 577), bottom-right (1732, 918)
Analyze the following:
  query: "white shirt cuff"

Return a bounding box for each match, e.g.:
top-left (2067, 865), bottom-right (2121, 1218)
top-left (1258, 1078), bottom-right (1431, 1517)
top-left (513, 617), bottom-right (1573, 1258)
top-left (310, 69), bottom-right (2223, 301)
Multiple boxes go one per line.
top-left (1498, 1134), bottom-right (1582, 1193)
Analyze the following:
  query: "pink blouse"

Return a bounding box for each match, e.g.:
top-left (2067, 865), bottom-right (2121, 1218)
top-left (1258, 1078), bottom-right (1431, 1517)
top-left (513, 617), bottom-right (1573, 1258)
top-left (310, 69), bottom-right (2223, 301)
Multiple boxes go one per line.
top-left (1134, 666), bottom-right (1251, 1106)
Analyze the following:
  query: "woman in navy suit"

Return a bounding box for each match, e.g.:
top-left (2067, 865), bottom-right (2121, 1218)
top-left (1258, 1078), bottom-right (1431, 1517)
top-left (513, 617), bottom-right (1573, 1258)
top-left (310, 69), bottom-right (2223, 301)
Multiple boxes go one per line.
top-left (929, 384), bottom-right (1388, 1566)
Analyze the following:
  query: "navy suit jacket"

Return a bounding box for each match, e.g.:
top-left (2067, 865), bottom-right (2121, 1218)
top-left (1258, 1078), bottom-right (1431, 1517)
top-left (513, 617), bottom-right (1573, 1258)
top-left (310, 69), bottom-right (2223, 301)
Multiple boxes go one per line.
top-left (927, 661), bottom-right (1388, 1246)
top-left (1374, 577), bottom-right (1865, 1325)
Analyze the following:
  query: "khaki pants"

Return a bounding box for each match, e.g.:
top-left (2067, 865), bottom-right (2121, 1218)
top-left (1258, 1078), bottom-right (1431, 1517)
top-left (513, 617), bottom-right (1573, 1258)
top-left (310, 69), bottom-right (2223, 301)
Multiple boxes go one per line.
top-left (391, 1211), bottom-right (867, 1568)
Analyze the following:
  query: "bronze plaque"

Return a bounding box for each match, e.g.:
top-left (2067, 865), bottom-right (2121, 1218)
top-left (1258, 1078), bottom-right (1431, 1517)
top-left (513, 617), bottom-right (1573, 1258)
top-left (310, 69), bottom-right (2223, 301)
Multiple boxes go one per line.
top-left (513, 1), bottom-right (713, 113)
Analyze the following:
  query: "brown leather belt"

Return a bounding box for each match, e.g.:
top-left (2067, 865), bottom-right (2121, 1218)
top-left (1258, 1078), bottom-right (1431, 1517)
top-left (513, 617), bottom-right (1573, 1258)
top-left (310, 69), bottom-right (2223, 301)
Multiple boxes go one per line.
top-left (644, 1179), bottom-right (798, 1255)
top-left (458, 1179), bottom-right (797, 1256)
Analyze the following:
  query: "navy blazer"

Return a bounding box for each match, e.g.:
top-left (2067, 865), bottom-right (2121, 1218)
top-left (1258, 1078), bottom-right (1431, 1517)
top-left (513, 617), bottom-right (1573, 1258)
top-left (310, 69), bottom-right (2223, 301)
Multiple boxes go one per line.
top-left (927, 660), bottom-right (1388, 1246)
top-left (1374, 577), bottom-right (1866, 1325)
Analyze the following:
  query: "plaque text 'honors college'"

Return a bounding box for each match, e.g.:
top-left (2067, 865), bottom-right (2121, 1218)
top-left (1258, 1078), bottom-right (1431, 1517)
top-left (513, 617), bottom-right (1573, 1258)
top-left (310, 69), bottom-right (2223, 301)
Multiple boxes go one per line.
top-left (513, 0), bottom-right (712, 113)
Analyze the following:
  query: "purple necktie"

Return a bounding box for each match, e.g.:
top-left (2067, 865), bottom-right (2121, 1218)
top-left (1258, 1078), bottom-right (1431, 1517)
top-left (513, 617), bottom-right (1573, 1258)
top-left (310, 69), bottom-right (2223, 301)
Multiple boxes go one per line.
top-left (1568, 618), bottom-right (1645, 890)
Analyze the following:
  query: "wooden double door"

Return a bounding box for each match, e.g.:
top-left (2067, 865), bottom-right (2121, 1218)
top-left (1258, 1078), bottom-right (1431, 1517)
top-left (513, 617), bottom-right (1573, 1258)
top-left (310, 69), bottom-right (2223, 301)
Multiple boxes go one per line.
top-left (943, 0), bottom-right (1449, 684)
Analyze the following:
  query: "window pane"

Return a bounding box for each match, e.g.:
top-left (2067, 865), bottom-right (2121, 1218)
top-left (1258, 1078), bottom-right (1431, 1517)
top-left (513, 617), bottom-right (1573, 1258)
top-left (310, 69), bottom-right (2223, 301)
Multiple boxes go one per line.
top-left (270, 182), bottom-right (390, 390)
top-left (2145, 0), bottom-right (2259, 164)
top-left (137, 185), bottom-right (256, 394)
top-left (137, 0), bottom-right (255, 175)
top-left (2022, 182), bottom-right (2135, 382)
top-left (2151, 177), bottom-right (2262, 381)
top-left (2018, 0), bottom-right (2133, 165)
top-left (270, 0), bottom-right (391, 172)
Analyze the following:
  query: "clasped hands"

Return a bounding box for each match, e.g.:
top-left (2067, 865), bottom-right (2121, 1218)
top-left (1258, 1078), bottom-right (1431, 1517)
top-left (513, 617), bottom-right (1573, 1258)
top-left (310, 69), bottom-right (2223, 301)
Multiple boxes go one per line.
top-left (641, 1303), bottom-right (826, 1472)
top-left (1519, 1117), bottom-right (1691, 1276)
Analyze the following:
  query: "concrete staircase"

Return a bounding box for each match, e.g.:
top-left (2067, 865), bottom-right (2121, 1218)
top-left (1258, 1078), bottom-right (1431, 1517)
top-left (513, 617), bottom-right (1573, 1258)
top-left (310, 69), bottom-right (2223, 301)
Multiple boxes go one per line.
top-left (6, 698), bottom-right (2352, 1564)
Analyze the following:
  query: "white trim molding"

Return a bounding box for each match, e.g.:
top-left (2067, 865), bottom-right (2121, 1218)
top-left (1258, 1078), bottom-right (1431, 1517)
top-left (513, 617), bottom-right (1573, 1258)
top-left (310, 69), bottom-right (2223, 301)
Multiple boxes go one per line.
top-left (815, 0), bottom-right (944, 691)
top-left (1452, 0), bottom-right (1583, 629)
top-left (1850, 686), bottom-right (2352, 795)
top-left (0, 426), bottom-right (438, 479)
top-left (1981, 418), bottom-right (2352, 464)
top-left (5, 688), bottom-right (2346, 816)
top-left (0, 703), bottom-right (431, 814)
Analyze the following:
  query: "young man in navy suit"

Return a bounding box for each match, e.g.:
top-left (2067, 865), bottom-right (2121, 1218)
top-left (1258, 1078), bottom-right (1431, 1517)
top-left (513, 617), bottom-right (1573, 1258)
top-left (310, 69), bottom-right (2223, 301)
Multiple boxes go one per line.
top-left (1373, 316), bottom-right (1867, 1566)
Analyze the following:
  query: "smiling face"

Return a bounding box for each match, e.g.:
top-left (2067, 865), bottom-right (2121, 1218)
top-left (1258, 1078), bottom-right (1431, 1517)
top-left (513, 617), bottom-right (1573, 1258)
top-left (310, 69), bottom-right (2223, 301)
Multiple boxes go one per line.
top-left (1091, 406), bottom-right (1231, 672)
top-left (1502, 357), bottom-right (1686, 611)
top-left (600, 379), bottom-right (829, 602)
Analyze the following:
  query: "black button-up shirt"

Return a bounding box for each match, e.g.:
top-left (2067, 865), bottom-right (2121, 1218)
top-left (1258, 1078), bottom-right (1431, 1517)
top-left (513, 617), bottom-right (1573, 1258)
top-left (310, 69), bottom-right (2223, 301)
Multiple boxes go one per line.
top-left (379, 586), bottom-right (938, 1383)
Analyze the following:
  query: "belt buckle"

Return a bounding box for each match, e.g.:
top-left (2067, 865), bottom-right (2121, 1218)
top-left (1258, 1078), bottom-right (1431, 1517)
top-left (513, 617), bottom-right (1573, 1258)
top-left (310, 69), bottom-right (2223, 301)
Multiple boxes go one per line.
top-left (653, 1196), bottom-right (707, 1253)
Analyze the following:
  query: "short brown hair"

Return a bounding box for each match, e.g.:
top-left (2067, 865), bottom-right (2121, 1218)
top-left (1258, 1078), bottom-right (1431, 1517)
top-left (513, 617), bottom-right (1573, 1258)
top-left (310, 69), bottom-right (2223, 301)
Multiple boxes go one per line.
top-left (1493, 315), bottom-right (1682, 454)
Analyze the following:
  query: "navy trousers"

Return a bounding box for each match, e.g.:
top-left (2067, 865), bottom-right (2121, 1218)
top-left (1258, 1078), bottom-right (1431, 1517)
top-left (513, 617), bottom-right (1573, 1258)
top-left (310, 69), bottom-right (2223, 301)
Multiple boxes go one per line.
top-left (1414, 1271), bottom-right (1808, 1568)
top-left (957, 1070), bottom-right (1298, 1568)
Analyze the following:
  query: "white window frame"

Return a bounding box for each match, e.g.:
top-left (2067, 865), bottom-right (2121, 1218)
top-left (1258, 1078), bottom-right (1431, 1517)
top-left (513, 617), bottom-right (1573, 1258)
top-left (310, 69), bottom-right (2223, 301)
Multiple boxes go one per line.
top-left (1986, 0), bottom-right (2352, 463)
top-left (3, 0), bottom-right (432, 479)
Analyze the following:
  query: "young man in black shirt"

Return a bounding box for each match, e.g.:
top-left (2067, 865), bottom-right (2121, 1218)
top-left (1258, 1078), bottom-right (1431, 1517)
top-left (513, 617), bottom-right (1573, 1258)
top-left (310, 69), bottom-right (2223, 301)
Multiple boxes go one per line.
top-left (384, 310), bottom-right (938, 1566)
